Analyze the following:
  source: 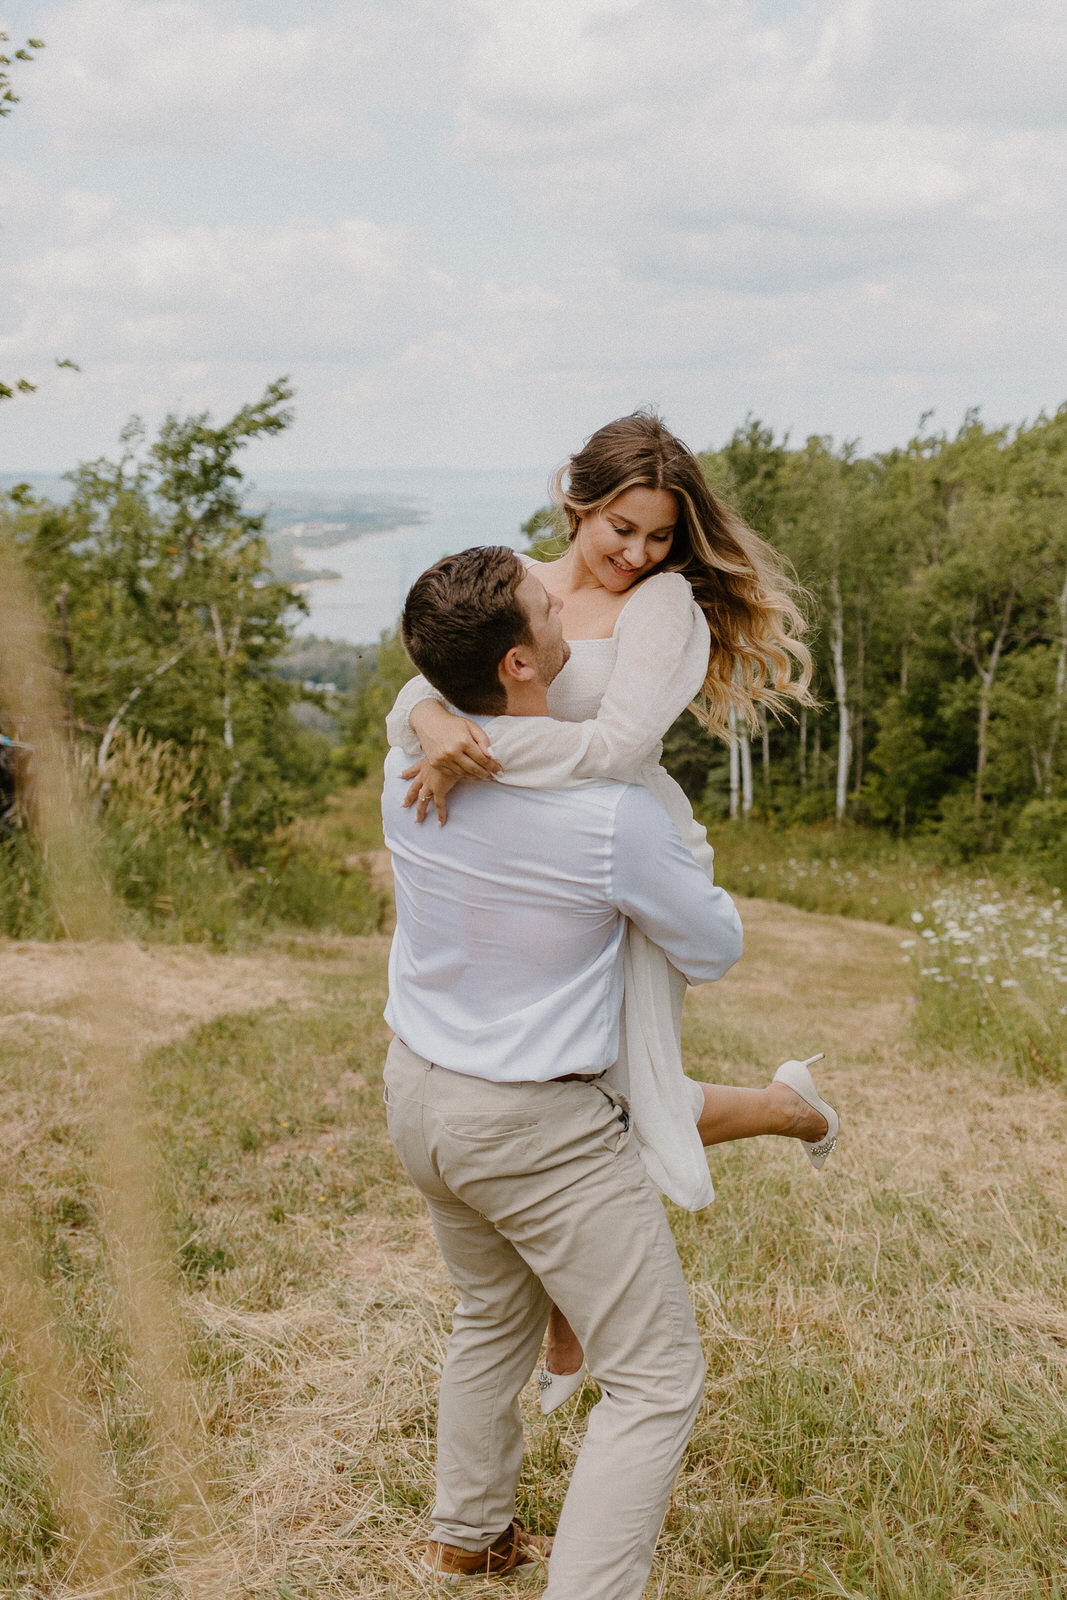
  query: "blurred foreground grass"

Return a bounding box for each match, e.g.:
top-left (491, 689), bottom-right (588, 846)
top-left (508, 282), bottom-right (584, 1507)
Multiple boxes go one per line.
top-left (2, 890), bottom-right (1065, 1598)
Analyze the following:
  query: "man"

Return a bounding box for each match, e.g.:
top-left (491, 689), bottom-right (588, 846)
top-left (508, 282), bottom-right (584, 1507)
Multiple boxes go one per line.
top-left (381, 546), bottom-right (743, 1599)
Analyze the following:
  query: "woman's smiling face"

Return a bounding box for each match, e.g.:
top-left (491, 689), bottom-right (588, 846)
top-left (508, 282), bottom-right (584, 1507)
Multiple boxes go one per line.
top-left (574, 486), bottom-right (678, 592)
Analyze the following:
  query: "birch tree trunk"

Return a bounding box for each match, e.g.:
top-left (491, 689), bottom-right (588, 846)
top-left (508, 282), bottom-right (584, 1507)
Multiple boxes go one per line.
top-left (829, 572), bottom-right (851, 823)
top-left (209, 603), bottom-right (243, 832)
top-left (728, 706), bottom-right (740, 820)
top-left (97, 645), bottom-right (191, 773)
top-left (1042, 564), bottom-right (1067, 793)
top-left (219, 686), bottom-right (238, 831)
top-left (974, 646), bottom-right (1005, 810)
top-left (740, 729), bottom-right (753, 817)
top-left (952, 587), bottom-right (1016, 811)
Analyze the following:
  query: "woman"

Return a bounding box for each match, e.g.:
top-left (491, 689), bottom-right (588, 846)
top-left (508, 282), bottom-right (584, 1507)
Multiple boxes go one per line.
top-left (386, 411), bottom-right (837, 1409)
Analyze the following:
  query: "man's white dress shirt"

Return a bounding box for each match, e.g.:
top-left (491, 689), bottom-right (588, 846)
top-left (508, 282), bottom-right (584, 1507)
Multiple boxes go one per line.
top-left (382, 743), bottom-right (742, 1083)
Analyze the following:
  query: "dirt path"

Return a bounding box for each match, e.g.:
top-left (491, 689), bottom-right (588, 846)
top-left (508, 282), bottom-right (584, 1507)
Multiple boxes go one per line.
top-left (0, 893), bottom-right (904, 1058)
top-left (703, 893), bottom-right (913, 1063)
top-left (0, 937), bottom-right (314, 1048)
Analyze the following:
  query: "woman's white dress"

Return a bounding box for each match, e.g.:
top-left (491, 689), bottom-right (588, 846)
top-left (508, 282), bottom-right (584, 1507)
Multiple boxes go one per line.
top-left (386, 566), bottom-right (720, 1211)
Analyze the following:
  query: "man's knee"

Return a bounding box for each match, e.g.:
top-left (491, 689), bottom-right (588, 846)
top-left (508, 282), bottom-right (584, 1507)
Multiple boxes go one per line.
top-left (616, 1318), bottom-right (704, 1423)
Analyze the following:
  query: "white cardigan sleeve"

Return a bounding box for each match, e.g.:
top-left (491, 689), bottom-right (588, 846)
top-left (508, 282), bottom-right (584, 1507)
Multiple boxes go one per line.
top-left (482, 571), bottom-right (710, 788)
top-left (385, 671), bottom-right (446, 757)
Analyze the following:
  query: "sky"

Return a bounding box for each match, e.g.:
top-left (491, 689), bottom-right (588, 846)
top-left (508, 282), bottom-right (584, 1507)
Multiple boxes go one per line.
top-left (1, 0), bottom-right (1065, 474)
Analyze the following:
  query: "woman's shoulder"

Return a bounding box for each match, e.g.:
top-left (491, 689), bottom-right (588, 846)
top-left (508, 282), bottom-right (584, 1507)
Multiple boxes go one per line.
top-left (641, 569), bottom-right (694, 600)
top-left (616, 568), bottom-right (702, 630)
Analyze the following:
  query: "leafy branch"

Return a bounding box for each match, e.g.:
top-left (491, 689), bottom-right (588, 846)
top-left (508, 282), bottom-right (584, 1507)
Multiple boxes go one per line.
top-left (1, 33), bottom-right (45, 401)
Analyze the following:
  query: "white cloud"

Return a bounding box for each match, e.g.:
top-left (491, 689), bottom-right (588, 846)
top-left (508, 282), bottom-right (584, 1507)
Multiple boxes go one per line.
top-left (27, 0), bottom-right (467, 154)
top-left (454, 0), bottom-right (1067, 287)
top-left (1, 208), bottom-right (441, 364)
top-left (464, 0), bottom-right (643, 102)
top-left (1, 0), bottom-right (1065, 471)
top-left (31, 0), bottom-right (325, 152)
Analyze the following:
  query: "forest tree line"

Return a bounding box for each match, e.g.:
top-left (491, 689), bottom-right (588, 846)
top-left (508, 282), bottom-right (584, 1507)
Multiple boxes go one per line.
top-left (345, 405), bottom-right (1067, 890)
top-left (4, 389), bottom-right (1067, 937)
top-left (684, 409), bottom-right (1067, 881)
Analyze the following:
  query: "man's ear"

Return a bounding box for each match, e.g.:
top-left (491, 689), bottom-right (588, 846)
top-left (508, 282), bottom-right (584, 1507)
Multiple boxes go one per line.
top-left (499, 644), bottom-right (537, 686)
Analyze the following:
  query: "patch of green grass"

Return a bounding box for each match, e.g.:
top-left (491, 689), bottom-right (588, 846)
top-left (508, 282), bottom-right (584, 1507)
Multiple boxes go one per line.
top-left (706, 817), bottom-right (961, 928)
top-left (709, 818), bottom-right (1067, 1083)
top-left (1, 779), bottom-right (390, 947)
top-left (0, 1373), bottom-right (60, 1570)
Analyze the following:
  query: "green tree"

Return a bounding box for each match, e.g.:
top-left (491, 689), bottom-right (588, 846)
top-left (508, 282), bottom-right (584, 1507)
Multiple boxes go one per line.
top-left (862, 695), bottom-right (940, 831)
top-left (334, 397), bottom-right (1067, 890)
top-left (1, 32), bottom-right (44, 401)
top-left (15, 379), bottom-right (319, 850)
top-left (916, 410), bottom-right (1067, 812)
top-left (521, 503), bottom-right (568, 560)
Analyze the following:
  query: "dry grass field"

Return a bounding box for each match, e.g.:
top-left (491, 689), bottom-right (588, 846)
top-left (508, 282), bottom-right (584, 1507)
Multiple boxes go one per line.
top-left (2, 894), bottom-right (1066, 1599)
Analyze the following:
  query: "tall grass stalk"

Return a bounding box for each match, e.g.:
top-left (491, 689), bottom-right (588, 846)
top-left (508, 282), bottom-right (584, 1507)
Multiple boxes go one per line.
top-left (0, 1225), bottom-right (133, 1590)
top-left (0, 525), bottom-right (226, 1593)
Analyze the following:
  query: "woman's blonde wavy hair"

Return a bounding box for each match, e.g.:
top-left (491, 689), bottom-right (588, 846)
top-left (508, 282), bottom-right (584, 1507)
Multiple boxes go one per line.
top-left (550, 410), bottom-right (814, 738)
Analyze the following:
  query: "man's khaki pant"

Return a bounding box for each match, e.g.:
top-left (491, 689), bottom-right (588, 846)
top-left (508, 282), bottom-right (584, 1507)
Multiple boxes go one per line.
top-left (383, 1037), bottom-right (705, 1600)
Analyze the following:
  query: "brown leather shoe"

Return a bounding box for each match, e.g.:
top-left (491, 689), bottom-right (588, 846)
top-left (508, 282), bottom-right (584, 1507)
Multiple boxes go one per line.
top-left (421, 1518), bottom-right (553, 1583)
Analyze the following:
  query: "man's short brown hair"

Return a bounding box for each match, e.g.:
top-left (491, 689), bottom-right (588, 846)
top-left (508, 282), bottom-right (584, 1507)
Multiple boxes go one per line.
top-left (400, 546), bottom-right (532, 715)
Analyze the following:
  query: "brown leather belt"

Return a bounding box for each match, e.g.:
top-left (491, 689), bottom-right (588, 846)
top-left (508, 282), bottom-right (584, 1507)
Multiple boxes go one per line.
top-left (555, 1072), bottom-right (604, 1083)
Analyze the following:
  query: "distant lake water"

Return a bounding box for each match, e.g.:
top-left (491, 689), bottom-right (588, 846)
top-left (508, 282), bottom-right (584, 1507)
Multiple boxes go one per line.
top-left (252, 467), bottom-right (551, 645)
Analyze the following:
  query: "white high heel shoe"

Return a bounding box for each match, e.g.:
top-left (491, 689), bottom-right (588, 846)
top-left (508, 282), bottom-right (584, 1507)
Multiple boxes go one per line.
top-left (773, 1053), bottom-right (839, 1169)
top-left (536, 1364), bottom-right (586, 1415)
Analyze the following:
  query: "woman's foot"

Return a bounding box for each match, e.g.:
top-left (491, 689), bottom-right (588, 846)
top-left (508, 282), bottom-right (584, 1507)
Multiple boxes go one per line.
top-left (693, 1073), bottom-right (831, 1148)
top-left (539, 1306), bottom-right (586, 1414)
top-left (766, 1080), bottom-right (829, 1142)
top-left (771, 1055), bottom-right (838, 1168)
top-left (544, 1304), bottom-right (583, 1378)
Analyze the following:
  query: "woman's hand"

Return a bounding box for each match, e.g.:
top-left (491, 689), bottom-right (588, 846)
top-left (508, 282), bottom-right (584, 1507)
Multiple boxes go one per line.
top-left (408, 702), bottom-right (501, 780)
top-left (400, 758), bottom-right (462, 824)
top-left (401, 706), bottom-right (500, 824)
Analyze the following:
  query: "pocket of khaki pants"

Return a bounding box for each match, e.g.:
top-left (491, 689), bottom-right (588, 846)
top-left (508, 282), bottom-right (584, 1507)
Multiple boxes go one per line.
top-left (441, 1118), bottom-right (535, 1142)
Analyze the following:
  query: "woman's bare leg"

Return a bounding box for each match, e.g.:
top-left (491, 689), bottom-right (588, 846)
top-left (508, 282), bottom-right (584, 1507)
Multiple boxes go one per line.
top-left (543, 1083), bottom-right (829, 1378)
top-left (544, 1303), bottom-right (584, 1378)
top-left (696, 1081), bottom-right (828, 1146)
